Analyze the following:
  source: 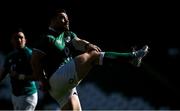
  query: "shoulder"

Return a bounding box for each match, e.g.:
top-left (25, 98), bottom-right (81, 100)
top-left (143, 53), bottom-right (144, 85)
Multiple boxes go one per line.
top-left (64, 31), bottom-right (77, 39)
top-left (47, 34), bottom-right (56, 42)
top-left (25, 46), bottom-right (32, 51)
top-left (24, 47), bottom-right (33, 55)
top-left (69, 31), bottom-right (77, 38)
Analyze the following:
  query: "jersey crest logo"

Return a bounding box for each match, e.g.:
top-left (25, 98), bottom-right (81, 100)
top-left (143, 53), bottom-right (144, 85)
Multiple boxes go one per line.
top-left (64, 36), bottom-right (71, 43)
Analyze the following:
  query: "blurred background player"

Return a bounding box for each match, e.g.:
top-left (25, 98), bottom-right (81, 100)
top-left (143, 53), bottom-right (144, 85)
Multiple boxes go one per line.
top-left (0, 28), bottom-right (38, 110)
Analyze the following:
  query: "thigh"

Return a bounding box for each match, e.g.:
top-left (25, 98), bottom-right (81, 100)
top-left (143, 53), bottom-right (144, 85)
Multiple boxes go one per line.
top-left (74, 51), bottom-right (100, 80)
top-left (48, 60), bottom-right (80, 106)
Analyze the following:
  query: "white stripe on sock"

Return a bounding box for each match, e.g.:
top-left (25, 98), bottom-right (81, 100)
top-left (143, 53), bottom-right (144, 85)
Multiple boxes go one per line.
top-left (99, 52), bottom-right (105, 65)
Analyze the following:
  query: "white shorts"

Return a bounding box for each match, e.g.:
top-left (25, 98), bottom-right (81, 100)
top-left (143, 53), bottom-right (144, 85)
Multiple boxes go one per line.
top-left (11, 92), bottom-right (38, 110)
top-left (48, 59), bottom-right (80, 108)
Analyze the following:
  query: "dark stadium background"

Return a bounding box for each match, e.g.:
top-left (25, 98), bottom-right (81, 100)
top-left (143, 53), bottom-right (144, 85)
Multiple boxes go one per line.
top-left (0, 0), bottom-right (179, 110)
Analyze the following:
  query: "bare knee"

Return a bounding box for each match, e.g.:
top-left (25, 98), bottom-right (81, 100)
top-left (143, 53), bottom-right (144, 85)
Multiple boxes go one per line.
top-left (61, 95), bottom-right (82, 111)
top-left (75, 50), bottom-right (100, 65)
top-left (88, 50), bottom-right (101, 65)
top-left (73, 50), bottom-right (101, 80)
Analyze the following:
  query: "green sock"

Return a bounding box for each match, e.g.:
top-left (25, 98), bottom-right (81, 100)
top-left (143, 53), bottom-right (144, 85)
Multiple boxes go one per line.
top-left (102, 51), bottom-right (134, 65)
top-left (104, 52), bottom-right (134, 59)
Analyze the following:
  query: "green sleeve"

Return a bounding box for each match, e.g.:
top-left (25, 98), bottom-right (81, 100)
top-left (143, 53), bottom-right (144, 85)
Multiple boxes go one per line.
top-left (70, 31), bottom-right (77, 39)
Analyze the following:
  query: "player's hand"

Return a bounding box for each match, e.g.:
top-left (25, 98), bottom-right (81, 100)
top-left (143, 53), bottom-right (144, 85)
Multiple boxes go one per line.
top-left (86, 43), bottom-right (101, 52)
top-left (10, 71), bottom-right (25, 80)
top-left (10, 71), bottom-right (18, 78)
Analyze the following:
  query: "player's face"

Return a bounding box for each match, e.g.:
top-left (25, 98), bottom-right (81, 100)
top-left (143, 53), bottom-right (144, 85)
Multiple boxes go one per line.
top-left (11, 32), bottom-right (26, 49)
top-left (55, 12), bottom-right (69, 31)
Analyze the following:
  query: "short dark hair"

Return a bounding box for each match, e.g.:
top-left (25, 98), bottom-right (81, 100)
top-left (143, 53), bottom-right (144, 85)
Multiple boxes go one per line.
top-left (13, 27), bottom-right (23, 33)
top-left (11, 24), bottom-right (24, 34)
top-left (48, 8), bottom-right (67, 21)
top-left (55, 8), bottom-right (66, 15)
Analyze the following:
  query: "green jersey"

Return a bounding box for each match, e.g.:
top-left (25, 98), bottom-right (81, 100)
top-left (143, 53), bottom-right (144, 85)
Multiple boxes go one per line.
top-left (37, 30), bottom-right (78, 78)
top-left (4, 47), bottom-right (37, 96)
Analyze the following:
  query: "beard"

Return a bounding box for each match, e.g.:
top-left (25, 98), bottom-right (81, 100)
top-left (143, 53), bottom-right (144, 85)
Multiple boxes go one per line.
top-left (64, 24), bottom-right (69, 31)
top-left (55, 25), bottom-right (69, 32)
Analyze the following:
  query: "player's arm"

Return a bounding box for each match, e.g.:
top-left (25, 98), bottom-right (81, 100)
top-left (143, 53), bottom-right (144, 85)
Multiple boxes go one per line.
top-left (30, 48), bottom-right (46, 81)
top-left (9, 48), bottom-right (46, 81)
top-left (0, 67), bottom-right (8, 82)
top-left (72, 37), bottom-right (101, 52)
top-left (10, 71), bottom-right (38, 81)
